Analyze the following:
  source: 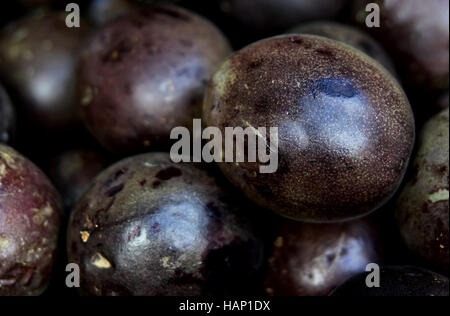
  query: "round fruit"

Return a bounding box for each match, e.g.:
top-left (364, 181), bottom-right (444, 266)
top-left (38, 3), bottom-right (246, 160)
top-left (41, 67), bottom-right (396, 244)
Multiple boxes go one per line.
top-left (395, 108), bottom-right (449, 272)
top-left (67, 152), bottom-right (263, 296)
top-left (331, 266), bottom-right (449, 296)
top-left (204, 35), bottom-right (415, 222)
top-left (218, 0), bottom-right (347, 34)
top-left (0, 10), bottom-right (89, 130)
top-left (79, 5), bottom-right (231, 153)
top-left (288, 21), bottom-right (396, 75)
top-left (353, 0), bottom-right (449, 91)
top-left (0, 84), bottom-right (15, 144)
top-left (47, 148), bottom-right (109, 212)
top-left (0, 144), bottom-right (62, 296)
top-left (265, 218), bottom-right (383, 296)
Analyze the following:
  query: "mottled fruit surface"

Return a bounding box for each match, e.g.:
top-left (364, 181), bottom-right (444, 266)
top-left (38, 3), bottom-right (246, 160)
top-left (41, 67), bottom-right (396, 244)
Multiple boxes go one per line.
top-left (218, 0), bottom-right (347, 33)
top-left (331, 266), bottom-right (449, 296)
top-left (47, 148), bottom-right (109, 213)
top-left (0, 84), bottom-right (15, 144)
top-left (288, 21), bottom-right (396, 74)
top-left (353, 0), bottom-right (449, 91)
top-left (265, 218), bottom-right (383, 296)
top-left (395, 108), bottom-right (449, 272)
top-left (67, 153), bottom-right (263, 296)
top-left (0, 144), bottom-right (62, 296)
top-left (79, 5), bottom-right (231, 153)
top-left (204, 35), bottom-right (415, 222)
top-left (0, 10), bottom-right (88, 130)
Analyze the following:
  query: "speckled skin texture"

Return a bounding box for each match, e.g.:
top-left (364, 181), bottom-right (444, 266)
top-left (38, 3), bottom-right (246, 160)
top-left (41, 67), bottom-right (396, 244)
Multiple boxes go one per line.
top-left (0, 11), bottom-right (88, 130)
top-left (288, 21), bottom-right (396, 75)
top-left (47, 148), bottom-right (108, 213)
top-left (67, 153), bottom-right (263, 296)
top-left (353, 0), bottom-right (449, 91)
top-left (331, 266), bottom-right (449, 296)
top-left (79, 5), bottom-right (232, 154)
top-left (0, 84), bottom-right (15, 144)
top-left (204, 35), bottom-right (415, 222)
top-left (264, 218), bottom-right (383, 296)
top-left (0, 144), bottom-right (62, 296)
top-left (218, 0), bottom-right (347, 33)
top-left (395, 109), bottom-right (449, 272)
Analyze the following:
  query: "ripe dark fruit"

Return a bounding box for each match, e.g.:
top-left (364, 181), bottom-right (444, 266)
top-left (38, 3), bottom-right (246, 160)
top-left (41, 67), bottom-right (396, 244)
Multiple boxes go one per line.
top-left (204, 35), bottom-right (415, 222)
top-left (353, 0), bottom-right (449, 91)
top-left (265, 218), bottom-right (383, 296)
top-left (0, 11), bottom-right (89, 130)
top-left (218, 0), bottom-right (347, 34)
top-left (67, 153), bottom-right (263, 296)
top-left (47, 148), bottom-right (109, 213)
top-left (331, 266), bottom-right (449, 296)
top-left (395, 109), bottom-right (449, 272)
top-left (79, 5), bottom-right (232, 154)
top-left (0, 84), bottom-right (15, 144)
top-left (0, 144), bottom-right (62, 296)
top-left (288, 21), bottom-right (396, 75)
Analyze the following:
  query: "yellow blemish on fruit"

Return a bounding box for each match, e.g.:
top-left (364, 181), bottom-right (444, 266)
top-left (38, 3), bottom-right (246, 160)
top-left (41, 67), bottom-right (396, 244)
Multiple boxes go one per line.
top-left (428, 189), bottom-right (449, 203)
top-left (92, 253), bottom-right (112, 269)
top-left (80, 231), bottom-right (90, 243)
top-left (274, 236), bottom-right (284, 248)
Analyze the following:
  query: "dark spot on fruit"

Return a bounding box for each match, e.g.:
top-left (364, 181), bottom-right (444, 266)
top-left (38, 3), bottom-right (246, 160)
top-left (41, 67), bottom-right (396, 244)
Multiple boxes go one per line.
top-left (248, 60), bottom-right (263, 70)
top-left (151, 222), bottom-right (161, 233)
top-left (155, 167), bottom-right (182, 180)
top-left (152, 180), bottom-right (161, 188)
top-left (206, 201), bottom-right (222, 219)
top-left (326, 253), bottom-right (336, 264)
top-left (103, 168), bottom-right (127, 188)
top-left (106, 183), bottom-right (124, 197)
top-left (290, 37), bottom-right (304, 45)
top-left (315, 48), bottom-right (335, 59)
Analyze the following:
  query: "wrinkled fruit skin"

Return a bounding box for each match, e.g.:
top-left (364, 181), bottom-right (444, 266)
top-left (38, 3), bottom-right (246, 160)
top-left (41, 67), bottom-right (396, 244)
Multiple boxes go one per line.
top-left (204, 35), bottom-right (415, 222)
top-left (265, 218), bottom-right (383, 296)
top-left (331, 266), bottom-right (449, 296)
top-left (79, 5), bottom-right (231, 154)
top-left (288, 21), bottom-right (396, 75)
top-left (353, 0), bottom-right (449, 91)
top-left (218, 0), bottom-right (347, 34)
top-left (67, 153), bottom-right (263, 296)
top-left (0, 144), bottom-right (62, 296)
top-left (47, 148), bottom-right (108, 213)
top-left (395, 109), bottom-right (449, 272)
top-left (0, 84), bottom-right (15, 144)
top-left (0, 11), bottom-right (88, 130)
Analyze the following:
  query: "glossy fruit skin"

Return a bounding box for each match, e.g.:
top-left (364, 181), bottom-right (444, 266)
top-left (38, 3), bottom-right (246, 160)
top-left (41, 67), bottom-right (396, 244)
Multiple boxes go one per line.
top-left (288, 21), bottom-right (396, 75)
top-left (353, 0), bottom-right (449, 92)
top-left (79, 5), bottom-right (231, 154)
top-left (0, 84), bottom-right (15, 144)
top-left (264, 218), bottom-right (383, 296)
top-left (67, 153), bottom-right (263, 296)
top-left (395, 109), bottom-right (449, 273)
top-left (331, 266), bottom-right (449, 296)
top-left (0, 11), bottom-right (89, 130)
top-left (218, 0), bottom-right (347, 34)
top-left (204, 35), bottom-right (415, 222)
top-left (0, 144), bottom-right (62, 296)
top-left (47, 148), bottom-right (109, 213)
